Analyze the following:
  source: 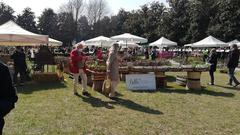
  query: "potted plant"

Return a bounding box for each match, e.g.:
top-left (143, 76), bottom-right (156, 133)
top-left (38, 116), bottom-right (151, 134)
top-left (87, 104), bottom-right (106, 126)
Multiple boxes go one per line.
top-left (86, 61), bottom-right (106, 92)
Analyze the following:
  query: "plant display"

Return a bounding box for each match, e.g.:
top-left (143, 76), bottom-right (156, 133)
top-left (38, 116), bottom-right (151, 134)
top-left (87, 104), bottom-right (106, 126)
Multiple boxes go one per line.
top-left (86, 60), bottom-right (106, 72)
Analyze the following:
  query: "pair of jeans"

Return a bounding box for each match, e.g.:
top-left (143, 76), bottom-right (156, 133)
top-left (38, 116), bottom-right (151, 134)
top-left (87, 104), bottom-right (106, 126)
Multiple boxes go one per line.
top-left (228, 68), bottom-right (239, 85)
top-left (73, 69), bottom-right (87, 93)
top-left (13, 66), bottom-right (26, 84)
top-left (209, 71), bottom-right (214, 84)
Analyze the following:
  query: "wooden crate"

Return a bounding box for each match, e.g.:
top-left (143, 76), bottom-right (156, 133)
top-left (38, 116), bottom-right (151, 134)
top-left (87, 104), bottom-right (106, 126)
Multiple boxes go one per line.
top-left (32, 73), bottom-right (59, 82)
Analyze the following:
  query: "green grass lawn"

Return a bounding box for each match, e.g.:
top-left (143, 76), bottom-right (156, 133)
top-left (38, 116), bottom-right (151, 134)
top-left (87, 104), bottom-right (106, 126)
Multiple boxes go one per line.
top-left (4, 72), bottom-right (240, 135)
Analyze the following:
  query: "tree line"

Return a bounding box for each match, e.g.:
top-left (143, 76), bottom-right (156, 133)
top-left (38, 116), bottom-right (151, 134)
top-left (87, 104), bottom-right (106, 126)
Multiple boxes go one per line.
top-left (0, 0), bottom-right (239, 47)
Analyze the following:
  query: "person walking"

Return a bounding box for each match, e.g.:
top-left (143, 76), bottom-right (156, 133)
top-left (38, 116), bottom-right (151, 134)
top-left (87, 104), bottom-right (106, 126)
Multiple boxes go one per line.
top-left (144, 47), bottom-right (149, 60)
top-left (207, 48), bottom-right (218, 85)
top-left (106, 43), bottom-right (120, 98)
top-left (70, 43), bottom-right (90, 96)
top-left (0, 61), bottom-right (18, 135)
top-left (227, 44), bottom-right (240, 87)
top-left (11, 47), bottom-right (27, 86)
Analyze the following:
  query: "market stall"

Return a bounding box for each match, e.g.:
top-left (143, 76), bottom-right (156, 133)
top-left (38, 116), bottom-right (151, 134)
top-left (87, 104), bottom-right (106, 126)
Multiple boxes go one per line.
top-left (0, 20), bottom-right (63, 82)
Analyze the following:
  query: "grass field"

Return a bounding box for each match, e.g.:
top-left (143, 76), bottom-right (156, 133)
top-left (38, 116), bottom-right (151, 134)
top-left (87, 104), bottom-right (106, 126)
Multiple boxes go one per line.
top-left (3, 71), bottom-right (240, 135)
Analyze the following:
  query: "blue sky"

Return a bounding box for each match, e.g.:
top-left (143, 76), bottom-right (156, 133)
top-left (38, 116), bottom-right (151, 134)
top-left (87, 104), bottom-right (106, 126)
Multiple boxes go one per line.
top-left (2, 0), bottom-right (167, 17)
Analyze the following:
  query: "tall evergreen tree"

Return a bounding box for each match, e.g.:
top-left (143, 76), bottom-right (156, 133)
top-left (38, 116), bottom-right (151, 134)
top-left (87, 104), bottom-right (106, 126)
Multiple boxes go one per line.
top-left (77, 16), bottom-right (91, 41)
top-left (38, 8), bottom-right (58, 38)
top-left (167, 0), bottom-right (190, 46)
top-left (208, 0), bottom-right (240, 41)
top-left (16, 7), bottom-right (38, 33)
top-left (187, 0), bottom-right (215, 42)
top-left (57, 12), bottom-right (76, 46)
top-left (0, 2), bottom-right (15, 25)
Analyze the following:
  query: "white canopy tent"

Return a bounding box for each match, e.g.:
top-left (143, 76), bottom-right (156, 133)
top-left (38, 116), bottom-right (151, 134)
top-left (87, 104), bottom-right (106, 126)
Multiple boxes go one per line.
top-left (149, 37), bottom-right (177, 48)
top-left (117, 41), bottom-right (141, 48)
top-left (228, 39), bottom-right (240, 47)
top-left (191, 35), bottom-right (228, 48)
top-left (0, 20), bottom-right (48, 46)
top-left (228, 39), bottom-right (240, 44)
top-left (48, 38), bottom-right (62, 47)
top-left (184, 44), bottom-right (193, 47)
top-left (85, 36), bottom-right (114, 47)
top-left (111, 33), bottom-right (148, 43)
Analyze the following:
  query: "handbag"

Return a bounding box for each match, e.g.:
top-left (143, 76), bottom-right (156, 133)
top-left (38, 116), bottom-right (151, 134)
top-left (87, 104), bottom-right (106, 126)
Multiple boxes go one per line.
top-left (102, 77), bottom-right (111, 95)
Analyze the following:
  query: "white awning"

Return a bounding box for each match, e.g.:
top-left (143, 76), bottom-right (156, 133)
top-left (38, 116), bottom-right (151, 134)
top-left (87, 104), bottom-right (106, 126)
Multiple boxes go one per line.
top-left (0, 20), bottom-right (49, 46)
top-left (149, 37), bottom-right (177, 48)
top-left (191, 36), bottom-right (228, 48)
top-left (111, 33), bottom-right (148, 43)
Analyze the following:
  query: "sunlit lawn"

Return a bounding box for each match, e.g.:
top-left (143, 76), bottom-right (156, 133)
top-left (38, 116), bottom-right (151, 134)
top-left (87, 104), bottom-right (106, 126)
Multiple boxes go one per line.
top-left (4, 71), bottom-right (240, 135)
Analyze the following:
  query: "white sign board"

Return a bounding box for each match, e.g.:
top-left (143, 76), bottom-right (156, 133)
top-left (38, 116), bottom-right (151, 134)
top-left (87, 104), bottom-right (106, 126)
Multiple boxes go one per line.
top-left (126, 74), bottom-right (156, 91)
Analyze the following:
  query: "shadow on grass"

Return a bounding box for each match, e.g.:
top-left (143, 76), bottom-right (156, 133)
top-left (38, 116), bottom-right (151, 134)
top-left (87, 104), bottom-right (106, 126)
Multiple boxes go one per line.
top-left (214, 85), bottom-right (240, 90)
top-left (159, 87), bottom-right (235, 98)
top-left (76, 94), bottom-right (114, 109)
top-left (107, 97), bottom-right (163, 115)
top-left (17, 82), bottom-right (67, 94)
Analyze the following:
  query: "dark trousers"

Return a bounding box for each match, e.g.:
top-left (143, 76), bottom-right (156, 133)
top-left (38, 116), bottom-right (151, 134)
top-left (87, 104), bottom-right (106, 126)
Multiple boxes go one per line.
top-left (13, 67), bottom-right (26, 84)
top-left (209, 71), bottom-right (214, 84)
top-left (0, 118), bottom-right (4, 135)
top-left (0, 100), bottom-right (15, 135)
top-left (228, 68), bottom-right (239, 85)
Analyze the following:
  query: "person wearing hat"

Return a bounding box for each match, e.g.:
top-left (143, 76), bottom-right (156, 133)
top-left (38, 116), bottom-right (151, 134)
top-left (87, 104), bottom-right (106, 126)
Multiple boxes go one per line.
top-left (70, 43), bottom-right (90, 96)
top-left (106, 43), bottom-right (120, 98)
top-left (227, 44), bottom-right (240, 87)
top-left (207, 48), bottom-right (218, 85)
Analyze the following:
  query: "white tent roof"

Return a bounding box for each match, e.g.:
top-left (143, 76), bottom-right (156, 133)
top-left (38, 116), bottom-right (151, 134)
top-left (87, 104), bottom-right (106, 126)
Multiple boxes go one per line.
top-left (85, 36), bottom-right (114, 47)
top-left (0, 20), bottom-right (48, 46)
top-left (184, 44), bottom-right (193, 47)
top-left (117, 41), bottom-right (141, 48)
top-left (111, 33), bottom-right (148, 43)
top-left (228, 39), bottom-right (240, 47)
top-left (149, 37), bottom-right (177, 48)
top-left (228, 39), bottom-right (240, 44)
top-left (191, 35), bottom-right (228, 48)
top-left (49, 38), bottom-right (62, 47)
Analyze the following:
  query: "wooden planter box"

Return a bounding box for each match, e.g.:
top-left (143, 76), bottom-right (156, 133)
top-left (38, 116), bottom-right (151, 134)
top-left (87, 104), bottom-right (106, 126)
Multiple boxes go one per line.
top-left (32, 73), bottom-right (59, 82)
top-left (186, 72), bottom-right (201, 90)
top-left (86, 72), bottom-right (93, 86)
top-left (92, 73), bottom-right (106, 92)
top-left (86, 69), bottom-right (106, 92)
top-left (155, 72), bottom-right (167, 89)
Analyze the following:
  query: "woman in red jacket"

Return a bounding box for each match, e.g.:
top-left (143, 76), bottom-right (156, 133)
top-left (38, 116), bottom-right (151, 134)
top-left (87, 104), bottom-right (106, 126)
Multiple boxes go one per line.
top-left (69, 43), bottom-right (90, 96)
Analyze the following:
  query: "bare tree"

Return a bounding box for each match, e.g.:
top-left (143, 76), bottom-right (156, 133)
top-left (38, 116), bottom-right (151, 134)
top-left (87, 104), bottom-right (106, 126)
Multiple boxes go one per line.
top-left (87, 0), bottom-right (109, 24)
top-left (60, 0), bottom-right (84, 21)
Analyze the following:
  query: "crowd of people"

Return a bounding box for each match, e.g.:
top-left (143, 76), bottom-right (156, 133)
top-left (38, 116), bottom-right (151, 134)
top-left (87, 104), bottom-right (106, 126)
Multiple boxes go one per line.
top-left (207, 44), bottom-right (240, 87)
top-left (1, 42), bottom-right (240, 134)
top-left (69, 43), bottom-right (120, 98)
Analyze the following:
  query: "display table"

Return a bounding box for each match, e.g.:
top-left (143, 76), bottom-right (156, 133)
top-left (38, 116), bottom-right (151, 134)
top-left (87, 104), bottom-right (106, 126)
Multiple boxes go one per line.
top-left (126, 66), bottom-right (208, 90)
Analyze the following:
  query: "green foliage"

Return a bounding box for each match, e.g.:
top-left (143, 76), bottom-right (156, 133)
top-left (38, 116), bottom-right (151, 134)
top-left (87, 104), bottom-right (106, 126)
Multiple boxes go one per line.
top-left (0, 2), bottom-right (15, 25)
top-left (57, 12), bottom-right (76, 46)
top-left (16, 7), bottom-right (38, 33)
top-left (0, 0), bottom-right (240, 46)
top-left (38, 8), bottom-right (59, 39)
top-left (208, 0), bottom-right (240, 41)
